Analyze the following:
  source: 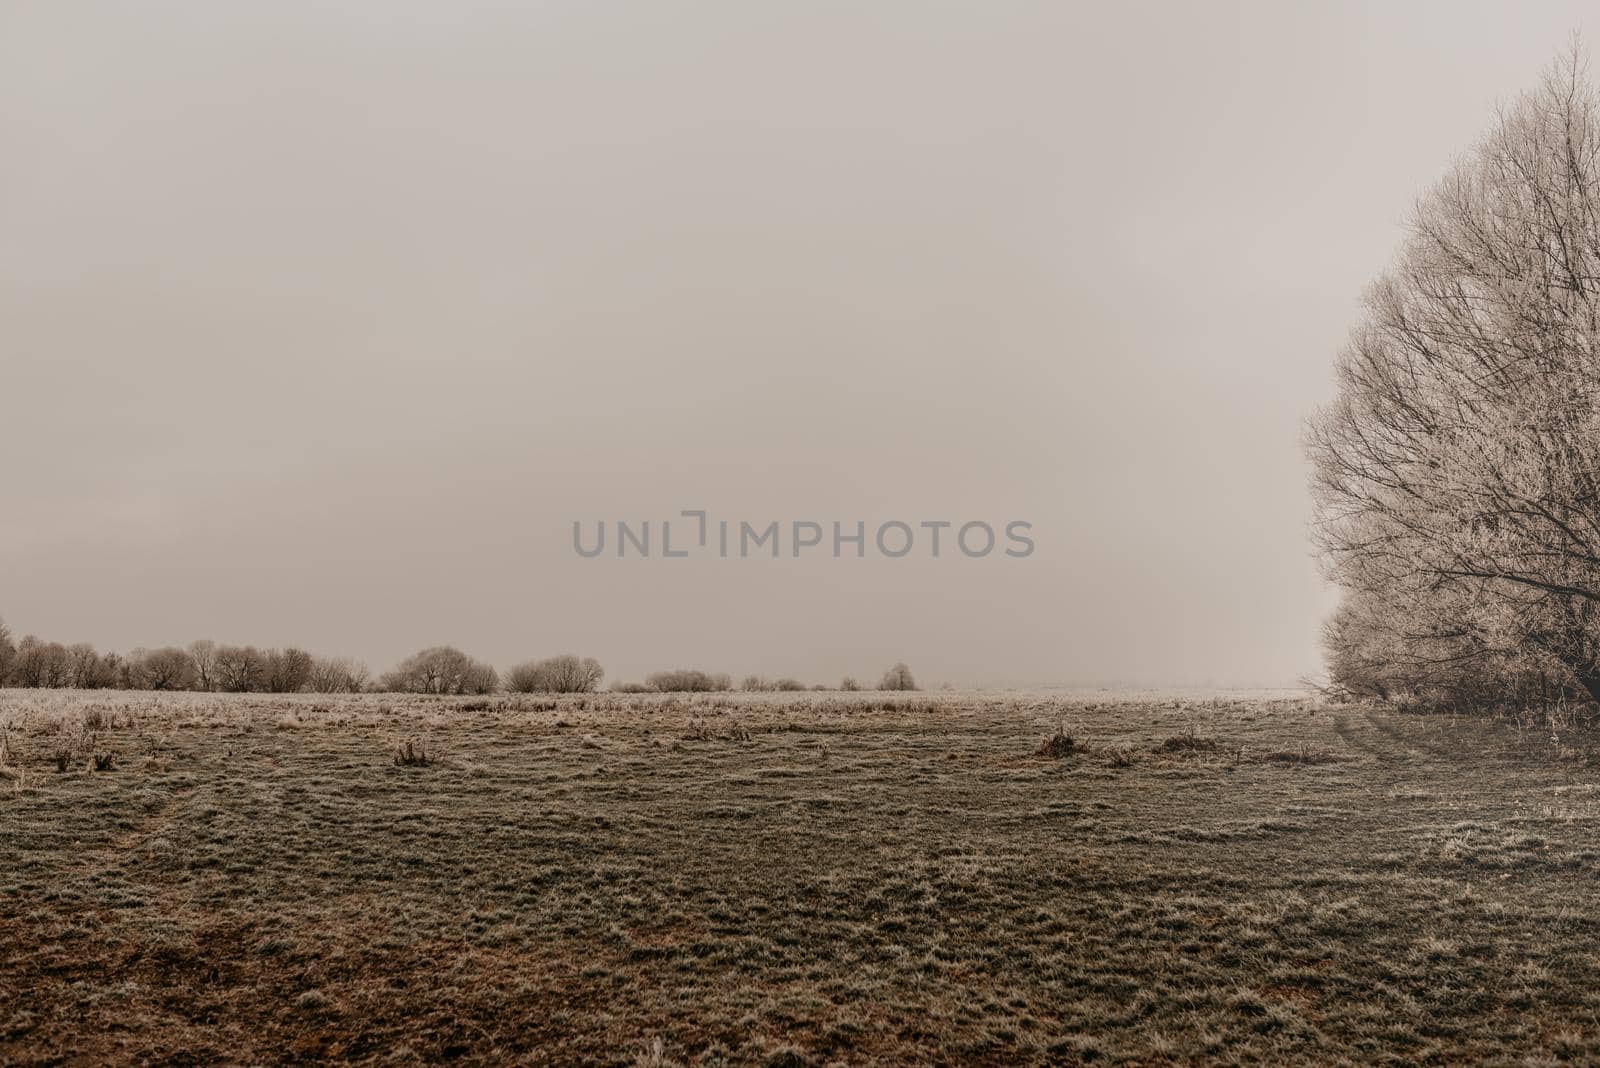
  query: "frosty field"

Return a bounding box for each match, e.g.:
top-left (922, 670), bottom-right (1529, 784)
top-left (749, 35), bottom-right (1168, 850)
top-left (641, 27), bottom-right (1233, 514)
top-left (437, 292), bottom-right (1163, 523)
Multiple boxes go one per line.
top-left (5, 690), bottom-right (1600, 1065)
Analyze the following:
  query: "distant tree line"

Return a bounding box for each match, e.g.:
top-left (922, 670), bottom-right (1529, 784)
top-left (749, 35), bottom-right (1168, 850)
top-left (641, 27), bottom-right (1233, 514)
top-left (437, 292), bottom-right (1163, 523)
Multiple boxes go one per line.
top-left (0, 623), bottom-right (373, 694)
top-left (0, 615), bottom-right (918, 696)
top-left (1309, 49), bottom-right (1600, 713)
top-left (613, 663), bottom-right (916, 693)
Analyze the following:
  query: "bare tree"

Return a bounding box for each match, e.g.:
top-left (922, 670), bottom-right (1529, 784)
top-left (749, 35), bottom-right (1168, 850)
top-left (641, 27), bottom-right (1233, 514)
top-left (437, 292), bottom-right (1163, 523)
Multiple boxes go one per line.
top-left (66, 643), bottom-right (105, 689)
top-left (100, 652), bottom-right (126, 689)
top-left (11, 636), bottom-right (43, 688)
top-left (0, 616), bottom-right (14, 685)
top-left (189, 640), bottom-right (219, 692)
top-left (216, 645), bottom-right (267, 693)
top-left (878, 663), bottom-right (917, 691)
top-left (308, 656), bottom-right (370, 693)
top-left (131, 647), bottom-right (197, 691)
top-left (1309, 45), bottom-right (1600, 706)
top-left (43, 644), bottom-right (72, 688)
top-left (262, 648), bottom-right (314, 693)
top-left (12, 637), bottom-right (71, 688)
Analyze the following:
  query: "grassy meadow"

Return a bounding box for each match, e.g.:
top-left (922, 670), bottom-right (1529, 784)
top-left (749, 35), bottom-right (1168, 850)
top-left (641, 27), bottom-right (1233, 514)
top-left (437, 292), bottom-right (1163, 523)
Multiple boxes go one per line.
top-left (5, 689), bottom-right (1600, 1064)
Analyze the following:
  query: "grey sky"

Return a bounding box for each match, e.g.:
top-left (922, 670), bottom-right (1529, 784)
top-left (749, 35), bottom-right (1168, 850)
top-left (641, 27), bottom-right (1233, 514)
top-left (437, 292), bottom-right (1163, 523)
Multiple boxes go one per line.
top-left (1, 2), bottom-right (1588, 687)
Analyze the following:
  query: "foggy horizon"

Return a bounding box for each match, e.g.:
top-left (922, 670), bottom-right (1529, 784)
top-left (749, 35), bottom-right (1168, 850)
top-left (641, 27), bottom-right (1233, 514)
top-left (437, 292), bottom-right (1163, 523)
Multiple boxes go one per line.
top-left (6, 2), bottom-right (1595, 689)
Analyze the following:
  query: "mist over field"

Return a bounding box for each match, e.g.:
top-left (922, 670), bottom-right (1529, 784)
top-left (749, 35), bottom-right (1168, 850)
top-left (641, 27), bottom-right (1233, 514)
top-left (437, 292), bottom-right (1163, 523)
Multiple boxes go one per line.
top-left (20, 2), bottom-right (1590, 688)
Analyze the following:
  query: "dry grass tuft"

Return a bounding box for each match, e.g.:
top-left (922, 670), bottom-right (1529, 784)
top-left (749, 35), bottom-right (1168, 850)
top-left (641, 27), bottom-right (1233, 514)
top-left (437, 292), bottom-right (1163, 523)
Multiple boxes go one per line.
top-left (1155, 730), bottom-right (1220, 754)
top-left (1035, 729), bottom-right (1076, 758)
top-left (393, 739), bottom-right (430, 767)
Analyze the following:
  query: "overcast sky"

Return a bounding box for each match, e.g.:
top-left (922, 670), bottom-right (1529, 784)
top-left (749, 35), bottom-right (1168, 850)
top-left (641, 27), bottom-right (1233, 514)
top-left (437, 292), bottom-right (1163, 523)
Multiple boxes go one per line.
top-left (2, 2), bottom-right (1592, 688)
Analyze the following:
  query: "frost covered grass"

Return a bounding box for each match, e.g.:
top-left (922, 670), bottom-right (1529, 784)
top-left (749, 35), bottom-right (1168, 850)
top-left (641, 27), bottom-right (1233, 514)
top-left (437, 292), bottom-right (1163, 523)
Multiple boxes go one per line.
top-left (4, 688), bottom-right (1600, 1064)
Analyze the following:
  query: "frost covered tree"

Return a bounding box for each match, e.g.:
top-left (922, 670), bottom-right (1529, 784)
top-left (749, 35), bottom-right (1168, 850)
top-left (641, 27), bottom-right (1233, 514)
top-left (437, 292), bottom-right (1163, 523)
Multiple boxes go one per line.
top-left (1311, 45), bottom-right (1600, 704)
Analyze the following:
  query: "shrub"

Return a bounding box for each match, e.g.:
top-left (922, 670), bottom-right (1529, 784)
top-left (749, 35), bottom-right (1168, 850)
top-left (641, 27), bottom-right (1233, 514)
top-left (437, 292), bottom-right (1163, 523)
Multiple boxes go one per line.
top-left (505, 655), bottom-right (604, 694)
top-left (646, 669), bottom-right (732, 693)
top-left (381, 647), bottom-right (498, 695)
top-left (878, 663), bottom-right (917, 691)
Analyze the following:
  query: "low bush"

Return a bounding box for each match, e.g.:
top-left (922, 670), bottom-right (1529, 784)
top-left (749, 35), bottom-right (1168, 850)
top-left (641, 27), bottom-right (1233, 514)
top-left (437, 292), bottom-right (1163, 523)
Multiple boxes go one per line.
top-left (505, 655), bottom-right (604, 694)
top-left (646, 670), bottom-right (732, 693)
